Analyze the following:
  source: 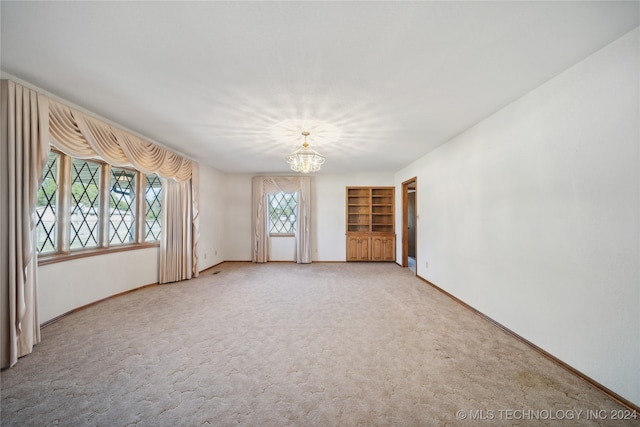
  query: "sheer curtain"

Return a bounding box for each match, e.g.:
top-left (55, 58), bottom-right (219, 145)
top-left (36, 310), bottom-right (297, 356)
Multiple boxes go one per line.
top-left (252, 176), bottom-right (311, 263)
top-left (1, 80), bottom-right (50, 368)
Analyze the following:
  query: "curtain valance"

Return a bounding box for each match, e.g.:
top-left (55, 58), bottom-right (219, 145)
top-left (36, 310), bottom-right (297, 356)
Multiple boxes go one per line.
top-left (49, 100), bottom-right (192, 181)
top-left (260, 176), bottom-right (308, 194)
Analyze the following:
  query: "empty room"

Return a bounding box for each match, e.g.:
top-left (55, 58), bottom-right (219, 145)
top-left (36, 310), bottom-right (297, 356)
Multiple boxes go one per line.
top-left (1, 1), bottom-right (638, 425)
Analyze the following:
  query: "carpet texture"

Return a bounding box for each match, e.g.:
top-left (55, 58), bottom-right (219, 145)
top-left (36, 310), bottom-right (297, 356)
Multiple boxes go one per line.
top-left (1, 262), bottom-right (636, 426)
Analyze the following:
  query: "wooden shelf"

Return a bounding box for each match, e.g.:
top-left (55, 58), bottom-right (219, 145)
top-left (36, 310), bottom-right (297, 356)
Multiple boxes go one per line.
top-left (346, 186), bottom-right (395, 261)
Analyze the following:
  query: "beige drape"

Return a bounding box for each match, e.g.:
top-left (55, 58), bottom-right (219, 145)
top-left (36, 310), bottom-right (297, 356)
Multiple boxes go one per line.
top-left (48, 101), bottom-right (192, 181)
top-left (160, 178), bottom-right (193, 283)
top-left (252, 176), bottom-right (311, 264)
top-left (159, 163), bottom-right (200, 283)
top-left (1, 80), bottom-right (50, 368)
top-left (191, 163), bottom-right (200, 278)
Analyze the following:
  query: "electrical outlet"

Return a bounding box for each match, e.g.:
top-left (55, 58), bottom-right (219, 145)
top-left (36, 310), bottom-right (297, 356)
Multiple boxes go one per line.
top-left (204, 253), bottom-right (207, 259)
top-left (425, 261), bottom-right (428, 268)
top-left (215, 250), bottom-right (218, 256)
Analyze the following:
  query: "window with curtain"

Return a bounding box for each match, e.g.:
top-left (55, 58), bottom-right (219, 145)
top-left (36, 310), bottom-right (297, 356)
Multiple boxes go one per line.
top-left (35, 148), bottom-right (162, 260)
top-left (269, 192), bottom-right (297, 234)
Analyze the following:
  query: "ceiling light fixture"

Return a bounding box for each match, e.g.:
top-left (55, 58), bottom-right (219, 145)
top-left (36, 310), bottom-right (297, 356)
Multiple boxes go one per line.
top-left (286, 131), bottom-right (326, 173)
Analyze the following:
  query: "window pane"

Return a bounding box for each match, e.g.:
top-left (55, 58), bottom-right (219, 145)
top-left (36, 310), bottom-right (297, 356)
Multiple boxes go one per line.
top-left (36, 152), bottom-right (59, 253)
top-left (70, 159), bottom-right (101, 249)
top-left (145, 174), bottom-right (162, 241)
top-left (269, 192), bottom-right (297, 233)
top-left (109, 168), bottom-right (136, 245)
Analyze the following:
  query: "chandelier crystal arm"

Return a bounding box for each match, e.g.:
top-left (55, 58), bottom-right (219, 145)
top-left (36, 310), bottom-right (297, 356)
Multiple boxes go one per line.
top-left (286, 131), bottom-right (326, 173)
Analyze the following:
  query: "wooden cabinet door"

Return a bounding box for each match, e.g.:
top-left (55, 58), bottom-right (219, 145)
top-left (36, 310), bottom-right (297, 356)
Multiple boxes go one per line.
top-left (359, 236), bottom-right (370, 260)
top-left (382, 236), bottom-right (396, 261)
top-left (371, 236), bottom-right (383, 261)
top-left (347, 235), bottom-right (371, 261)
top-left (347, 236), bottom-right (358, 261)
top-left (372, 236), bottom-right (395, 261)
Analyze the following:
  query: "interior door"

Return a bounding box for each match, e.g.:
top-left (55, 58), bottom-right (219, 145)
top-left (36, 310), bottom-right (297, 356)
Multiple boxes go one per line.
top-left (402, 177), bottom-right (417, 271)
top-left (408, 191), bottom-right (416, 257)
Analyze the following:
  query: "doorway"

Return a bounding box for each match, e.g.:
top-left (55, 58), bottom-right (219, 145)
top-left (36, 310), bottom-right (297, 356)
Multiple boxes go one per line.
top-left (402, 178), bottom-right (417, 273)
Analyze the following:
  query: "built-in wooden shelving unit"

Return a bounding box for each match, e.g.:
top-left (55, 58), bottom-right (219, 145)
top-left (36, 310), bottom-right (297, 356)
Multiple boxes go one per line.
top-left (346, 187), bottom-right (395, 261)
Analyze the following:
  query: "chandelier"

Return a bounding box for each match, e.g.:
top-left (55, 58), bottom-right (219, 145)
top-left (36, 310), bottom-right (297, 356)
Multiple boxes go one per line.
top-left (286, 131), bottom-right (326, 173)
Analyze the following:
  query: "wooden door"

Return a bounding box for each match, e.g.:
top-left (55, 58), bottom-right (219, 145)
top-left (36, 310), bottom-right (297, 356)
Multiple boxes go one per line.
top-left (402, 178), bottom-right (417, 269)
top-left (408, 192), bottom-right (416, 257)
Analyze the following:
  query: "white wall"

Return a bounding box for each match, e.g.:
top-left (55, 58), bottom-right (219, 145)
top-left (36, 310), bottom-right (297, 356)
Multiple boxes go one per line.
top-left (197, 164), bottom-right (227, 270)
top-left (269, 237), bottom-right (296, 261)
top-left (38, 247), bottom-right (159, 322)
top-left (395, 29), bottom-right (639, 405)
top-left (224, 174), bottom-right (254, 261)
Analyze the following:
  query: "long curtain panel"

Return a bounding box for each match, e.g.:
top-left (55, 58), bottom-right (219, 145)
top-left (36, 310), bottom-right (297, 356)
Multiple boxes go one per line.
top-left (1, 80), bottom-right (50, 368)
top-left (191, 163), bottom-right (200, 278)
top-left (252, 176), bottom-right (311, 264)
top-left (160, 178), bottom-right (194, 283)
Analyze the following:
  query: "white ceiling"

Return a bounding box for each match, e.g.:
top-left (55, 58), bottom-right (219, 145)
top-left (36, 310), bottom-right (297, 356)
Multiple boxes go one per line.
top-left (1, 1), bottom-right (638, 174)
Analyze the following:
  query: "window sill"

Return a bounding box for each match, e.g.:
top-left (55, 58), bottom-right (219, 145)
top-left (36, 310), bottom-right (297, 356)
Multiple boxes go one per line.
top-left (38, 242), bottom-right (160, 266)
top-left (269, 233), bottom-right (295, 237)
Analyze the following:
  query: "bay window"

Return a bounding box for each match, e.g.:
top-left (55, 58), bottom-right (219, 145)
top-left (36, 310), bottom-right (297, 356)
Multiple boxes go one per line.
top-left (36, 148), bottom-right (162, 264)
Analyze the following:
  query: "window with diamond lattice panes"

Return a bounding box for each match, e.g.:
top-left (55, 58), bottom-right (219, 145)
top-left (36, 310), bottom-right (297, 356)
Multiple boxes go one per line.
top-left (36, 152), bottom-right (60, 253)
top-left (269, 192), bottom-right (297, 234)
top-left (70, 159), bottom-right (101, 249)
top-left (36, 146), bottom-right (166, 260)
top-left (109, 168), bottom-right (136, 245)
top-left (145, 174), bottom-right (162, 241)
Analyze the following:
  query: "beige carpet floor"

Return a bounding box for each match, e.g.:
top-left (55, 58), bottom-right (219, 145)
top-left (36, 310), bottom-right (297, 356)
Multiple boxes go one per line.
top-left (1, 262), bottom-right (637, 426)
